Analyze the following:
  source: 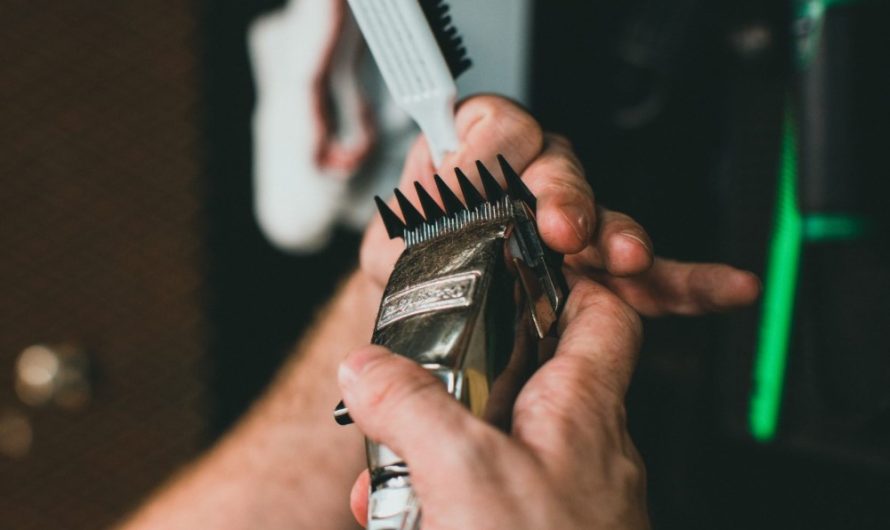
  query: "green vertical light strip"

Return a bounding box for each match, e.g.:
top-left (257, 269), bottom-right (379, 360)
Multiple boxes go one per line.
top-left (749, 107), bottom-right (803, 442)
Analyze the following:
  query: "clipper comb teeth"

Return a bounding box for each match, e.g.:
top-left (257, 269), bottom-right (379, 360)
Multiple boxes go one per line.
top-left (374, 196), bottom-right (406, 240)
top-left (419, 0), bottom-right (472, 78)
top-left (455, 168), bottom-right (486, 208)
top-left (477, 160), bottom-right (505, 201)
top-left (394, 188), bottom-right (426, 229)
top-left (414, 181), bottom-right (446, 222)
top-left (374, 156), bottom-right (536, 246)
top-left (435, 174), bottom-right (465, 214)
top-left (498, 154), bottom-right (537, 212)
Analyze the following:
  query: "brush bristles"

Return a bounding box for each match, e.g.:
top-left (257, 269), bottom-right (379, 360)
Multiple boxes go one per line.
top-left (375, 156), bottom-right (534, 241)
top-left (419, 0), bottom-right (472, 78)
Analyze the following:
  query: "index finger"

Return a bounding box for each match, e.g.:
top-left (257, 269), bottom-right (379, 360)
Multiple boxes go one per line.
top-left (402, 99), bottom-right (600, 259)
top-left (360, 96), bottom-right (547, 284)
top-left (520, 134), bottom-right (596, 254)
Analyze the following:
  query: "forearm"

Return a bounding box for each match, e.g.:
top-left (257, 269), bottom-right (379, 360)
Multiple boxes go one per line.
top-left (121, 270), bottom-right (382, 530)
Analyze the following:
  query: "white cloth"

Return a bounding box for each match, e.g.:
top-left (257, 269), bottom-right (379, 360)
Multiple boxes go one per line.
top-left (248, 0), bottom-right (533, 253)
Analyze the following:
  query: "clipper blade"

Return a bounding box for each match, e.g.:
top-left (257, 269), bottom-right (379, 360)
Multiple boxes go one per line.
top-left (375, 156), bottom-right (535, 245)
top-left (345, 155), bottom-right (567, 530)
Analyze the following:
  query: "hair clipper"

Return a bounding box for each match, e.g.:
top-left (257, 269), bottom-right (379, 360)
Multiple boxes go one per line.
top-left (334, 155), bottom-right (567, 530)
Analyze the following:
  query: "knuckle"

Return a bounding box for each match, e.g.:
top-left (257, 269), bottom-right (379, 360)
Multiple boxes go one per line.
top-left (459, 95), bottom-right (544, 158)
top-left (547, 180), bottom-right (591, 204)
top-left (479, 97), bottom-right (542, 150)
top-left (510, 114), bottom-right (544, 155)
top-left (613, 446), bottom-right (648, 498)
top-left (529, 162), bottom-right (589, 198)
top-left (565, 280), bottom-right (605, 316)
top-left (543, 135), bottom-right (584, 170)
top-left (570, 283), bottom-right (642, 336)
top-left (547, 156), bottom-right (582, 179)
top-left (610, 296), bottom-right (643, 338)
top-left (467, 94), bottom-right (525, 126)
top-left (468, 93), bottom-right (514, 113)
top-left (536, 179), bottom-right (575, 199)
top-left (451, 424), bottom-right (496, 469)
top-left (545, 133), bottom-right (573, 151)
top-left (521, 359), bottom-right (595, 420)
top-left (604, 209), bottom-right (634, 223)
top-left (600, 210), bottom-right (638, 231)
top-left (515, 383), bottom-right (575, 437)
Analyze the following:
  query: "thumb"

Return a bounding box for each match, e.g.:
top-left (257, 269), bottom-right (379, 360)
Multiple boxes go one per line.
top-left (338, 345), bottom-right (493, 477)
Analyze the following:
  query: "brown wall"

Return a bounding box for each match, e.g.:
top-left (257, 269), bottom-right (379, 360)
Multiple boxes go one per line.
top-left (0, 2), bottom-right (206, 527)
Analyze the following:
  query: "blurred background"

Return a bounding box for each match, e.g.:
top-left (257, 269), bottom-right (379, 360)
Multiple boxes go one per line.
top-left (1, 0), bottom-right (888, 528)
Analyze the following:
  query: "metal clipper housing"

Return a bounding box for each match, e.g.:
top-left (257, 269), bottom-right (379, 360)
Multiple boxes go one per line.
top-left (334, 156), bottom-right (566, 530)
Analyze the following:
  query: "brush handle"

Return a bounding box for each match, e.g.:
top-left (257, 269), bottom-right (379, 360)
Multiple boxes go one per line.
top-left (403, 93), bottom-right (459, 167)
top-left (346, 0), bottom-right (461, 166)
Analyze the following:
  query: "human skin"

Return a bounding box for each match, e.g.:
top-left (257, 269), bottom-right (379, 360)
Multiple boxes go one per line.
top-left (120, 96), bottom-right (759, 529)
top-left (341, 271), bottom-right (651, 529)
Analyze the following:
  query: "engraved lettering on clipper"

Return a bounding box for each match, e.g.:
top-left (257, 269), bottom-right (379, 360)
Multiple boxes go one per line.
top-left (377, 271), bottom-right (480, 330)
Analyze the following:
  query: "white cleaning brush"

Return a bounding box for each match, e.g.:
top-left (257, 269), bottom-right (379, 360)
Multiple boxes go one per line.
top-left (346, 0), bottom-right (472, 166)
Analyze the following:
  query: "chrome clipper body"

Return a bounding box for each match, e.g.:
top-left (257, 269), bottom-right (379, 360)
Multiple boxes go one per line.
top-left (334, 156), bottom-right (566, 530)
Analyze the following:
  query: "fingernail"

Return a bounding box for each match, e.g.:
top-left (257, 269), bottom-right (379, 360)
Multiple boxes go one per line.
top-left (338, 346), bottom-right (388, 391)
top-left (562, 205), bottom-right (591, 242)
top-left (619, 231), bottom-right (651, 253)
top-left (338, 361), bottom-right (359, 390)
top-left (738, 271), bottom-right (763, 298)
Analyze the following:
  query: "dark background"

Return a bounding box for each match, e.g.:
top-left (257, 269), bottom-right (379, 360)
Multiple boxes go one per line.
top-left (1, 0), bottom-right (888, 528)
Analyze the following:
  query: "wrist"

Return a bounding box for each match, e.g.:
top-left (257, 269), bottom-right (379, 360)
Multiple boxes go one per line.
top-left (270, 268), bottom-right (382, 410)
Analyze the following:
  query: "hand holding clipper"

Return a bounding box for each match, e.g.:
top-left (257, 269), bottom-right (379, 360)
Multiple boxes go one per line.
top-left (334, 155), bottom-right (567, 529)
